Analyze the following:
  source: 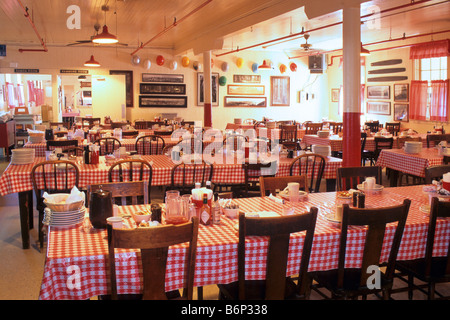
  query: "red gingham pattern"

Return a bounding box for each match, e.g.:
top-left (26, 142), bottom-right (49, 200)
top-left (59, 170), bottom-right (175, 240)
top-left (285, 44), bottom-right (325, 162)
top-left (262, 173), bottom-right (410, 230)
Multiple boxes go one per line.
top-left (38, 185), bottom-right (450, 300)
top-left (0, 155), bottom-right (342, 196)
top-left (303, 134), bottom-right (428, 152)
top-left (376, 148), bottom-right (444, 178)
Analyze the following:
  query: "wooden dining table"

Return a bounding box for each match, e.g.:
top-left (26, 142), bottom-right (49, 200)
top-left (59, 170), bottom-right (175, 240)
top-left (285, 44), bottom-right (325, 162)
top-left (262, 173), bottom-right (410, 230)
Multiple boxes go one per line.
top-left (0, 153), bottom-right (342, 249)
top-left (376, 148), bottom-right (445, 187)
top-left (38, 185), bottom-right (449, 300)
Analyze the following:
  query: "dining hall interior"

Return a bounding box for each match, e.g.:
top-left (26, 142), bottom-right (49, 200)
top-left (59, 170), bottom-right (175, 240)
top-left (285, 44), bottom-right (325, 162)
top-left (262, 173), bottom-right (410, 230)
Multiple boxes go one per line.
top-left (0, 0), bottom-right (450, 302)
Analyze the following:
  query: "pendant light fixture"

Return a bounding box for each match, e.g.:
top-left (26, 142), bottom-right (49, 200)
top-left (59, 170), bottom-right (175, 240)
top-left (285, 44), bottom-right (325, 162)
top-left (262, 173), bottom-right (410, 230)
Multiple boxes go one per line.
top-left (92, 25), bottom-right (119, 44)
top-left (84, 55), bottom-right (100, 67)
top-left (360, 43), bottom-right (370, 56)
top-left (258, 60), bottom-right (272, 69)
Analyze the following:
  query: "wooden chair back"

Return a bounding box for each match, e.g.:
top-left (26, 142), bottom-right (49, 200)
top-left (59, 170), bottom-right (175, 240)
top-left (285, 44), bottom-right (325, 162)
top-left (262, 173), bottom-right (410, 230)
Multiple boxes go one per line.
top-left (134, 121), bottom-right (148, 129)
top-left (385, 122), bottom-right (401, 135)
top-left (235, 209), bottom-right (318, 299)
top-left (223, 134), bottom-right (248, 151)
top-left (289, 153), bottom-right (325, 193)
top-left (337, 199), bottom-right (410, 294)
top-left (374, 137), bottom-right (394, 159)
top-left (107, 217), bottom-right (199, 300)
top-left (304, 122), bottom-right (323, 135)
top-left (110, 121), bottom-right (128, 129)
top-left (242, 160), bottom-right (277, 197)
top-left (64, 146), bottom-right (84, 157)
top-left (425, 164), bottom-right (450, 184)
top-left (122, 130), bottom-right (139, 138)
top-left (31, 160), bottom-right (80, 248)
top-left (365, 121), bottom-right (382, 133)
top-left (135, 135), bottom-right (166, 155)
top-left (397, 136), bottom-right (422, 148)
top-left (336, 166), bottom-right (382, 191)
top-left (108, 159), bottom-right (153, 201)
top-left (330, 122), bottom-right (343, 134)
top-left (169, 160), bottom-right (213, 195)
top-left (93, 137), bottom-right (121, 155)
top-left (426, 134), bottom-right (450, 148)
top-left (87, 181), bottom-right (148, 206)
top-left (46, 139), bottom-right (78, 151)
top-left (259, 175), bottom-right (307, 197)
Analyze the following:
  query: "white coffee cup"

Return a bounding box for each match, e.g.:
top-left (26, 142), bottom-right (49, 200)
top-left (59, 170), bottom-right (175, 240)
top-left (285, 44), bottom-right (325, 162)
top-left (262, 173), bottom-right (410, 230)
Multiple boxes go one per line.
top-left (107, 216), bottom-right (123, 229)
top-left (288, 182), bottom-right (300, 195)
top-left (335, 205), bottom-right (343, 222)
top-left (365, 177), bottom-right (376, 189)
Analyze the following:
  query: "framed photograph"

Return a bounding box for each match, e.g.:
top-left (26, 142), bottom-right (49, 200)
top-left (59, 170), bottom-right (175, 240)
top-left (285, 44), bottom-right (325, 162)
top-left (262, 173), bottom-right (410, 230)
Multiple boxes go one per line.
top-left (227, 84), bottom-right (265, 95)
top-left (367, 101), bottom-right (391, 115)
top-left (139, 83), bottom-right (186, 95)
top-left (224, 96), bottom-right (267, 107)
top-left (233, 74), bottom-right (261, 83)
top-left (109, 70), bottom-right (133, 107)
top-left (197, 72), bottom-right (219, 106)
top-left (394, 104), bottom-right (409, 122)
top-left (367, 85), bottom-right (390, 99)
top-left (270, 76), bottom-right (290, 106)
top-left (331, 88), bottom-right (340, 102)
top-left (394, 83), bottom-right (409, 102)
top-left (142, 73), bottom-right (184, 83)
top-left (139, 95), bottom-right (187, 108)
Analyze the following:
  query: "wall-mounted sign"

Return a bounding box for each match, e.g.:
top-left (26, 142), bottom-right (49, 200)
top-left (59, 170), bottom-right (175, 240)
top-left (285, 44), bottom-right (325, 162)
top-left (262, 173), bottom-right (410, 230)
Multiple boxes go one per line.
top-left (14, 69), bottom-right (39, 73)
top-left (60, 69), bottom-right (89, 74)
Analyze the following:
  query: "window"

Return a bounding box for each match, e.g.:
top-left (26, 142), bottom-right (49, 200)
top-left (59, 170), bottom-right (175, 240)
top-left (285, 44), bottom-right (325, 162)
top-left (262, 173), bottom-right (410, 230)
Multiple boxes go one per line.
top-left (412, 57), bottom-right (448, 121)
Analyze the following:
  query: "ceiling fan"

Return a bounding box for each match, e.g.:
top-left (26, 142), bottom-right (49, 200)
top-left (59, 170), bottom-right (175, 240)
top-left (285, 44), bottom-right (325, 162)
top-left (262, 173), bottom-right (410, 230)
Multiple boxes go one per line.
top-left (300, 33), bottom-right (313, 51)
top-left (66, 5), bottom-right (128, 47)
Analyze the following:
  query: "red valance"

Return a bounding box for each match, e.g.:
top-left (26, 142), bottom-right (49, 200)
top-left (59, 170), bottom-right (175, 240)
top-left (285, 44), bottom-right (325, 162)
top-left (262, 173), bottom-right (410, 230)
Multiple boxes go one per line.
top-left (409, 39), bottom-right (450, 59)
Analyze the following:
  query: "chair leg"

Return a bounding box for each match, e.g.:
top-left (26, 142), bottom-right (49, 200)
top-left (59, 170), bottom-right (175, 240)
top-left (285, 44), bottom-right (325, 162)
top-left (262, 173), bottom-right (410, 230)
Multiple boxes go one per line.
top-left (38, 209), bottom-right (44, 248)
top-left (408, 274), bottom-right (414, 300)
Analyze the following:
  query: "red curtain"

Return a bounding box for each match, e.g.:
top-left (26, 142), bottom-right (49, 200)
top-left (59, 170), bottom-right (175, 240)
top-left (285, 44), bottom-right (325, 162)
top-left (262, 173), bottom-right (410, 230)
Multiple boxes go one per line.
top-left (409, 80), bottom-right (428, 121)
top-left (410, 39), bottom-right (450, 59)
top-left (430, 79), bottom-right (449, 122)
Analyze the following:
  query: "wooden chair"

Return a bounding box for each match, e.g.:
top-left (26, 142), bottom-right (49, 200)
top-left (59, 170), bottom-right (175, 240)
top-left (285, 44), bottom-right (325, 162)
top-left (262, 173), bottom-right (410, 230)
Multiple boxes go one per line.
top-left (168, 160), bottom-right (213, 195)
top-left (336, 166), bottom-right (382, 191)
top-left (385, 122), bottom-right (401, 136)
top-left (330, 122), bottom-right (343, 134)
top-left (365, 121), bottom-right (382, 133)
top-left (217, 209), bottom-right (318, 300)
top-left (289, 154), bottom-right (325, 193)
top-left (310, 199), bottom-right (411, 300)
top-left (279, 124), bottom-right (299, 150)
top-left (223, 134), bottom-right (248, 152)
top-left (242, 160), bottom-right (278, 197)
top-left (393, 197), bottom-right (450, 300)
top-left (63, 146), bottom-right (84, 157)
top-left (108, 159), bottom-right (153, 202)
top-left (134, 121), bottom-right (148, 129)
top-left (426, 134), bottom-right (450, 148)
top-left (82, 117), bottom-right (101, 129)
top-left (365, 137), bottom-right (394, 166)
top-left (93, 137), bottom-right (121, 155)
top-left (122, 130), bottom-right (139, 138)
top-left (107, 216), bottom-right (199, 300)
top-left (87, 181), bottom-right (148, 206)
top-left (259, 175), bottom-right (307, 197)
top-left (31, 160), bottom-right (80, 248)
top-left (304, 122), bottom-right (323, 135)
top-left (425, 165), bottom-right (450, 184)
top-left (46, 139), bottom-right (78, 151)
top-left (135, 135), bottom-right (166, 155)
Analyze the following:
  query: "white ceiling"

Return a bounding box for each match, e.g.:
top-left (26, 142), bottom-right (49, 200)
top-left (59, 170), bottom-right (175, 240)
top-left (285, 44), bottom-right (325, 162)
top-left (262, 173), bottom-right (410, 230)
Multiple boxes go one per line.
top-left (0, 0), bottom-right (449, 57)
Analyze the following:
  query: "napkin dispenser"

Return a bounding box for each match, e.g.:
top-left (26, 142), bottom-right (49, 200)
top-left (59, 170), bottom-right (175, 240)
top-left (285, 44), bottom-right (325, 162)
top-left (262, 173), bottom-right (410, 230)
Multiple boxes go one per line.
top-left (45, 129), bottom-right (54, 141)
top-left (89, 185), bottom-right (113, 229)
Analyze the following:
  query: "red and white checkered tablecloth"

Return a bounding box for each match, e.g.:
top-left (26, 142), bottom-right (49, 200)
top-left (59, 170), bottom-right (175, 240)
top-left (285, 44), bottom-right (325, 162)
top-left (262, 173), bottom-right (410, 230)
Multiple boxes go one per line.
top-left (0, 155), bottom-right (341, 196)
top-left (376, 148), bottom-right (444, 178)
top-left (38, 185), bottom-right (450, 300)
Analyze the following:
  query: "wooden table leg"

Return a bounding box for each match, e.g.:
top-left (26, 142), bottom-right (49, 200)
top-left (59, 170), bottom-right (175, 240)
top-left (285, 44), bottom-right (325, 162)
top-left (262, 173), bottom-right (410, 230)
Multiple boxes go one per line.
top-left (389, 169), bottom-right (399, 187)
top-left (326, 179), bottom-right (336, 192)
top-left (18, 190), bottom-right (33, 249)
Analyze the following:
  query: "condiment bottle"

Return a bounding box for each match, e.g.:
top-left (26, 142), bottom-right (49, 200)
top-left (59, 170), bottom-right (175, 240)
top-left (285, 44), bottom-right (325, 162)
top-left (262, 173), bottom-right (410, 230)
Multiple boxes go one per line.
top-left (212, 193), bottom-right (221, 225)
top-left (200, 193), bottom-right (211, 225)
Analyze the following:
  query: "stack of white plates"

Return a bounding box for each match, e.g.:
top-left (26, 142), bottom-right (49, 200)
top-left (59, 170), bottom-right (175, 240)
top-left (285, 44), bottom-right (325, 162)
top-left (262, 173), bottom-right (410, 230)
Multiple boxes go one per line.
top-left (404, 141), bottom-right (422, 154)
top-left (317, 130), bottom-right (330, 138)
top-left (43, 207), bottom-right (86, 227)
top-left (312, 145), bottom-right (331, 157)
top-left (11, 148), bottom-right (35, 165)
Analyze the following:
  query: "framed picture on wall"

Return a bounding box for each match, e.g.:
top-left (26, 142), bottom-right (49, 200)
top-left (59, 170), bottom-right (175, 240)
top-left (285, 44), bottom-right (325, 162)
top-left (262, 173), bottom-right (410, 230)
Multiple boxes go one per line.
top-left (394, 103), bottom-right (409, 122)
top-left (331, 88), bottom-right (340, 102)
top-left (367, 85), bottom-right (390, 99)
top-left (367, 101), bottom-right (391, 115)
top-left (224, 96), bottom-right (267, 107)
top-left (270, 76), bottom-right (290, 106)
top-left (197, 72), bottom-right (219, 106)
top-left (394, 83), bottom-right (409, 102)
top-left (139, 95), bottom-right (187, 108)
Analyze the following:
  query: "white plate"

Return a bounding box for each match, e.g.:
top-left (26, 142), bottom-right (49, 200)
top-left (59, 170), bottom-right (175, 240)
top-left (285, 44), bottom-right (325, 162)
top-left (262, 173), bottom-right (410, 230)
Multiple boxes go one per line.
top-left (419, 205), bottom-right (430, 215)
top-left (279, 190), bottom-right (308, 200)
top-left (357, 184), bottom-right (384, 192)
top-left (325, 212), bottom-right (341, 224)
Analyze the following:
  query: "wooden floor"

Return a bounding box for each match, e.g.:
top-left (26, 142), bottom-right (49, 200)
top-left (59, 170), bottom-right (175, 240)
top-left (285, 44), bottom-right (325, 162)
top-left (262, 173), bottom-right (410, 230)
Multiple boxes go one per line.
top-left (0, 156), bottom-right (448, 300)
